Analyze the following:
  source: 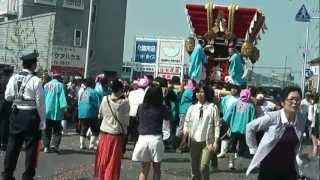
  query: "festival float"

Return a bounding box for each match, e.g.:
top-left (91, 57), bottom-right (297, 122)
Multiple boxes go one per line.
top-left (185, 3), bottom-right (266, 89)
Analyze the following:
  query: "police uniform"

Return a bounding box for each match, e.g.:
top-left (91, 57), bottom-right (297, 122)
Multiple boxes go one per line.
top-left (0, 67), bottom-right (13, 151)
top-left (1, 52), bottom-right (46, 180)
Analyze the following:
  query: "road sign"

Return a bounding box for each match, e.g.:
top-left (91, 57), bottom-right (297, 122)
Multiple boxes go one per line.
top-left (295, 4), bottom-right (311, 22)
top-left (305, 68), bottom-right (313, 79)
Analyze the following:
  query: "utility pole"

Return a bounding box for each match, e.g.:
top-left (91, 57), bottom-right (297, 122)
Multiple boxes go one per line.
top-left (84, 0), bottom-right (93, 78)
top-left (301, 23), bottom-right (309, 96)
top-left (283, 56), bottom-right (288, 87)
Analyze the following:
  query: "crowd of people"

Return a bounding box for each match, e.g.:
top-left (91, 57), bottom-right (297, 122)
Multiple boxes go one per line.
top-left (0, 52), bottom-right (319, 180)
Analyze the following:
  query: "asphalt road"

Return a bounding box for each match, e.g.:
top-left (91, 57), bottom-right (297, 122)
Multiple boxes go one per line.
top-left (0, 133), bottom-right (316, 180)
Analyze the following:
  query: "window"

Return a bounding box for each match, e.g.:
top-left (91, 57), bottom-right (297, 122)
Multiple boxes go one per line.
top-left (74, 29), bottom-right (82, 47)
top-left (63, 0), bottom-right (84, 10)
top-left (34, 0), bottom-right (56, 6)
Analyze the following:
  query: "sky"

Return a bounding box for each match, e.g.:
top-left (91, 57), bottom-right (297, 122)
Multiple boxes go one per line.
top-left (123, 0), bottom-right (320, 84)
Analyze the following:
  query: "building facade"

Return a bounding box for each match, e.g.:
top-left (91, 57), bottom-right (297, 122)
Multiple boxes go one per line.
top-left (0, 0), bottom-right (127, 76)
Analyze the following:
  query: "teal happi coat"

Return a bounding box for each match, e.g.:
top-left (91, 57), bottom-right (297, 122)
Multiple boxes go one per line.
top-left (78, 87), bottom-right (100, 119)
top-left (223, 100), bottom-right (256, 134)
top-left (188, 44), bottom-right (207, 80)
top-left (44, 79), bottom-right (68, 120)
top-left (179, 88), bottom-right (193, 115)
top-left (95, 82), bottom-right (104, 104)
top-left (220, 95), bottom-right (239, 114)
top-left (228, 51), bottom-right (246, 86)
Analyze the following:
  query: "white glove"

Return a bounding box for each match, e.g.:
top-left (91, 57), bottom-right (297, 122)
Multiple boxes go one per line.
top-left (39, 121), bottom-right (46, 130)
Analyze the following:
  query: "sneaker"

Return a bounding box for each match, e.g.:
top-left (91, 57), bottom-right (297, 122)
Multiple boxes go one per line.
top-left (51, 146), bottom-right (60, 154)
top-left (228, 161), bottom-right (235, 170)
top-left (80, 145), bottom-right (86, 150)
top-left (88, 144), bottom-right (94, 150)
top-left (217, 153), bottom-right (226, 158)
top-left (43, 147), bottom-right (50, 153)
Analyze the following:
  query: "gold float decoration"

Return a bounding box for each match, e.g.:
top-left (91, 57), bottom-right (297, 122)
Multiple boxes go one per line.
top-left (225, 4), bottom-right (238, 41)
top-left (241, 41), bottom-right (254, 58)
top-left (250, 47), bottom-right (260, 63)
top-left (206, 3), bottom-right (214, 32)
top-left (241, 42), bottom-right (260, 64)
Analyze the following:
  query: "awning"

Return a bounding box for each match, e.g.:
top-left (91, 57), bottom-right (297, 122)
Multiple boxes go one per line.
top-left (308, 57), bottom-right (320, 65)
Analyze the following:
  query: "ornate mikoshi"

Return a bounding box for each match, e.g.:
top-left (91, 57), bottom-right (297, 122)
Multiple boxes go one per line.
top-left (185, 2), bottom-right (265, 85)
top-left (185, 36), bottom-right (196, 55)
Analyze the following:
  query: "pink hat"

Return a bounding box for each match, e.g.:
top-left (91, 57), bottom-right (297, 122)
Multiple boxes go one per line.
top-left (186, 79), bottom-right (195, 90)
top-left (95, 73), bottom-right (105, 83)
top-left (138, 78), bottom-right (149, 88)
top-left (240, 88), bottom-right (251, 102)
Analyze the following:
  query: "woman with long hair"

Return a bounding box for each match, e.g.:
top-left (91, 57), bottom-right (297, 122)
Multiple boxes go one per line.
top-left (132, 85), bottom-right (169, 180)
top-left (95, 80), bottom-right (130, 180)
top-left (180, 82), bottom-right (220, 180)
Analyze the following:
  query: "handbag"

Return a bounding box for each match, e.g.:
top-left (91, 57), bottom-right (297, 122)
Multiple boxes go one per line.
top-left (106, 96), bottom-right (125, 135)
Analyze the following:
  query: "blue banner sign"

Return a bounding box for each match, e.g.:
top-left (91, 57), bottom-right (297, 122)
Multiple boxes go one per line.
top-left (135, 40), bottom-right (157, 63)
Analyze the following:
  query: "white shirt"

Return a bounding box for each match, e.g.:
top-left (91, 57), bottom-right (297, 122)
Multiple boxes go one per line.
top-left (128, 88), bottom-right (145, 117)
top-left (183, 102), bottom-right (220, 144)
top-left (77, 84), bottom-right (86, 105)
top-left (300, 98), bottom-right (311, 114)
top-left (5, 69), bottom-right (46, 130)
top-left (280, 109), bottom-right (298, 126)
top-left (257, 100), bottom-right (276, 117)
top-left (308, 104), bottom-right (317, 127)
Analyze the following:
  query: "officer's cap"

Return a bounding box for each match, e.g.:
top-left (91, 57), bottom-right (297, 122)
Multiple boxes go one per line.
top-left (20, 51), bottom-right (39, 62)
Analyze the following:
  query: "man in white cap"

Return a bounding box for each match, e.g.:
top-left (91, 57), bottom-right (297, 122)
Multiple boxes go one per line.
top-left (2, 51), bottom-right (46, 180)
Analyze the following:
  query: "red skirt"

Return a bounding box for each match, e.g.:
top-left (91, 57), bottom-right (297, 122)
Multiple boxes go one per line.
top-left (95, 133), bottom-right (123, 180)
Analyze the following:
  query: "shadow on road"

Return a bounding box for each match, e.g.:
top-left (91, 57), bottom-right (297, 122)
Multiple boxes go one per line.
top-left (162, 157), bottom-right (190, 163)
top-left (213, 168), bottom-right (247, 174)
top-left (59, 149), bottom-right (95, 155)
top-left (163, 167), bottom-right (190, 177)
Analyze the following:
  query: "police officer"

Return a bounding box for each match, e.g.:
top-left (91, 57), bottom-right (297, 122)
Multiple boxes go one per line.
top-left (1, 51), bottom-right (46, 180)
